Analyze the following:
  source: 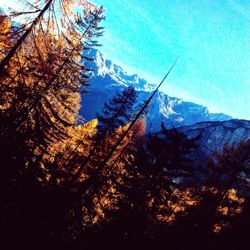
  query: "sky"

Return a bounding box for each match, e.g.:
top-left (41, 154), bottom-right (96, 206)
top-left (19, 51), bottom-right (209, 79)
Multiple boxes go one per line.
top-left (92, 0), bottom-right (250, 119)
top-left (1, 0), bottom-right (250, 119)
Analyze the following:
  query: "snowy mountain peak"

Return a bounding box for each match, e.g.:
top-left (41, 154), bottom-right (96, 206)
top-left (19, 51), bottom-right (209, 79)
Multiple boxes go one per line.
top-left (81, 49), bottom-right (232, 132)
top-left (86, 48), bottom-right (155, 91)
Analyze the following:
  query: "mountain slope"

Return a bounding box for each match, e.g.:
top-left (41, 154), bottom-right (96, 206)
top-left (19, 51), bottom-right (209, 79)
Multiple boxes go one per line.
top-left (177, 119), bottom-right (250, 183)
top-left (180, 119), bottom-right (250, 160)
top-left (80, 49), bottom-right (232, 132)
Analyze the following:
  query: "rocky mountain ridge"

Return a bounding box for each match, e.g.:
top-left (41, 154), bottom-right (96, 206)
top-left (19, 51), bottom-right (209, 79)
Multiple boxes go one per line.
top-left (80, 49), bottom-right (232, 132)
top-left (180, 119), bottom-right (250, 157)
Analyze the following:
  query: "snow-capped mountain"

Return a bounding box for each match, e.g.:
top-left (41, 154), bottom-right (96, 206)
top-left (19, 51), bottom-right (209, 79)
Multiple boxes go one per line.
top-left (79, 49), bottom-right (232, 132)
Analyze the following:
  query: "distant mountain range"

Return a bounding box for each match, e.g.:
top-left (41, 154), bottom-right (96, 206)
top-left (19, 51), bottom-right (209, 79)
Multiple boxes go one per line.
top-left (80, 48), bottom-right (232, 132)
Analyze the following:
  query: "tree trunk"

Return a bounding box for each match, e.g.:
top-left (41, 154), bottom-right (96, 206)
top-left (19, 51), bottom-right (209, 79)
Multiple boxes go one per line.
top-left (0, 0), bottom-right (54, 73)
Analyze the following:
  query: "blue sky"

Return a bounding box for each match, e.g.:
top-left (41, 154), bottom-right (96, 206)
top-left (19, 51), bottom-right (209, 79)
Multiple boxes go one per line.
top-left (91, 0), bottom-right (250, 119)
top-left (1, 0), bottom-right (250, 119)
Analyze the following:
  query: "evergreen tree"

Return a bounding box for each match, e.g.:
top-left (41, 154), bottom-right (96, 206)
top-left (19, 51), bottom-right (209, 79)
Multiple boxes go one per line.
top-left (208, 140), bottom-right (250, 192)
top-left (159, 122), bottom-right (198, 177)
top-left (97, 86), bottom-right (137, 135)
top-left (0, 2), bottom-right (105, 247)
top-left (137, 122), bottom-right (198, 182)
top-left (69, 86), bottom-right (137, 183)
top-left (0, 1), bottom-right (104, 187)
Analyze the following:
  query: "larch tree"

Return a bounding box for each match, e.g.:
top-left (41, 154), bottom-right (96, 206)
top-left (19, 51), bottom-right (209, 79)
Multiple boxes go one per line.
top-left (0, 0), bottom-right (104, 188)
top-left (0, 1), bottom-right (105, 245)
top-left (68, 86), bottom-right (138, 185)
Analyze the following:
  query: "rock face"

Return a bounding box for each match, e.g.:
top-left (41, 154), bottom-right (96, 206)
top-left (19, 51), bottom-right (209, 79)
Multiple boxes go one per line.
top-left (177, 119), bottom-right (250, 182)
top-left (180, 119), bottom-right (250, 155)
top-left (79, 49), bottom-right (232, 132)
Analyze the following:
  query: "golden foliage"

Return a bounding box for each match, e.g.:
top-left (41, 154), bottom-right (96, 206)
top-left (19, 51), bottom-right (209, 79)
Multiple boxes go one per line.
top-left (213, 188), bottom-right (245, 233)
top-left (147, 187), bottom-right (200, 226)
top-left (0, 1), bottom-right (104, 179)
top-left (199, 187), bottom-right (245, 233)
top-left (80, 120), bottom-right (146, 227)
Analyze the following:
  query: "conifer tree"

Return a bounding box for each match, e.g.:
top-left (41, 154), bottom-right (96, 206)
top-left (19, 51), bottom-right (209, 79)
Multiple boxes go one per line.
top-left (97, 86), bottom-right (137, 134)
top-left (158, 122), bottom-right (198, 177)
top-left (208, 140), bottom-right (250, 192)
top-left (0, 2), bottom-right (104, 245)
top-left (69, 86), bottom-right (137, 184)
top-left (70, 120), bottom-right (146, 236)
top-left (0, 2), bottom-right (104, 189)
top-left (136, 122), bottom-right (198, 184)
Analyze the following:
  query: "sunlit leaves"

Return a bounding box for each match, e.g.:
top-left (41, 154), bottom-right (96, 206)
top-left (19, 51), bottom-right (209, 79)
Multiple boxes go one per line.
top-left (147, 187), bottom-right (200, 226)
top-left (0, 1), bottom-right (104, 179)
top-left (212, 188), bottom-right (245, 233)
top-left (80, 120), bottom-right (146, 228)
